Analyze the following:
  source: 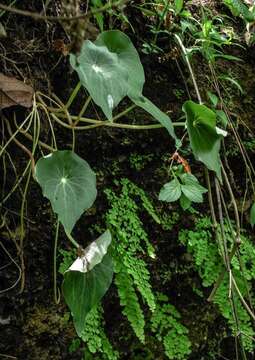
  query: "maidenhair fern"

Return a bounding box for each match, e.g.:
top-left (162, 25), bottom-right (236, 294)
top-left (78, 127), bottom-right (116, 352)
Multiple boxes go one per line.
top-left (81, 305), bottom-right (119, 360)
top-left (115, 267), bottom-right (145, 342)
top-left (105, 179), bottom-right (156, 341)
top-left (179, 216), bottom-right (255, 351)
top-left (106, 179), bottom-right (192, 358)
top-left (179, 216), bottom-right (221, 287)
top-left (60, 178), bottom-right (192, 358)
top-left (151, 293), bottom-right (192, 360)
top-left (105, 179), bottom-right (156, 318)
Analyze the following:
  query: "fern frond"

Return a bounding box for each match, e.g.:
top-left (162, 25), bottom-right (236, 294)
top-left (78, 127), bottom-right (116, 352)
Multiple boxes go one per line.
top-left (115, 269), bottom-right (145, 343)
top-left (81, 305), bottom-right (119, 360)
top-left (151, 294), bottom-right (191, 360)
top-left (179, 215), bottom-right (255, 351)
top-left (123, 255), bottom-right (156, 312)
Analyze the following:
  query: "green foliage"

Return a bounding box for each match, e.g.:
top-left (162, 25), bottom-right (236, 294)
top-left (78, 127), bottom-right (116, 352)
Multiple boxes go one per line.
top-left (175, 0), bottom-right (184, 15)
top-left (81, 305), bottom-right (119, 360)
top-left (68, 338), bottom-right (81, 354)
top-left (182, 101), bottom-right (223, 179)
top-left (35, 150), bottom-right (97, 234)
top-left (105, 179), bottom-right (157, 341)
top-left (180, 173), bottom-right (207, 203)
top-left (179, 216), bottom-right (255, 351)
top-left (70, 30), bottom-right (176, 138)
top-left (160, 211), bottom-right (180, 231)
top-left (129, 153), bottom-right (153, 171)
top-left (224, 0), bottom-right (255, 22)
top-left (115, 268), bottom-right (145, 342)
top-left (159, 166), bottom-right (207, 209)
top-left (106, 179), bottom-right (193, 355)
top-left (70, 30), bottom-right (144, 120)
top-left (151, 293), bottom-right (191, 360)
top-left (36, 151), bottom-right (115, 340)
top-left (212, 278), bottom-right (255, 351)
top-left (179, 216), bottom-right (221, 287)
top-left (159, 178), bottom-right (182, 203)
top-left (58, 248), bottom-right (76, 275)
top-left (91, 0), bottom-right (104, 32)
top-left (137, 0), bottom-right (192, 54)
top-left (63, 252), bottom-right (113, 337)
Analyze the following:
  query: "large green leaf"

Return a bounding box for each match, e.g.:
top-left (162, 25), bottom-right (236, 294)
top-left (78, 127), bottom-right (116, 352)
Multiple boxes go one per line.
top-left (70, 30), bottom-right (176, 139)
top-left (130, 94), bottom-right (176, 139)
top-left (63, 254), bottom-right (113, 337)
top-left (70, 30), bottom-right (144, 120)
top-left (63, 231), bottom-right (113, 337)
top-left (158, 178), bottom-right (182, 202)
top-left (183, 100), bottom-right (223, 179)
top-left (35, 150), bottom-right (97, 233)
top-left (95, 30), bottom-right (145, 97)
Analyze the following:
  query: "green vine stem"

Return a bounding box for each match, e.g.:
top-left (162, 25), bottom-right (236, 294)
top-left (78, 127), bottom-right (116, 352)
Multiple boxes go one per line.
top-left (74, 95), bottom-right (92, 126)
top-left (37, 93), bottom-right (185, 131)
top-left (52, 112), bottom-right (185, 131)
top-left (65, 231), bottom-right (80, 249)
top-left (65, 82), bottom-right (81, 110)
top-left (53, 220), bottom-right (61, 304)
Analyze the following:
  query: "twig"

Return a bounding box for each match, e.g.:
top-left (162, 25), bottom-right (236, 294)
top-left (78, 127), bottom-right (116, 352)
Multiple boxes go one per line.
top-left (0, 0), bottom-right (129, 22)
top-left (0, 241), bottom-right (22, 294)
top-left (215, 178), bottom-right (230, 270)
top-left (175, 34), bottom-right (202, 104)
top-left (232, 276), bottom-right (255, 322)
top-left (208, 167), bottom-right (242, 302)
top-left (4, 117), bottom-right (35, 175)
top-left (0, 354), bottom-right (17, 359)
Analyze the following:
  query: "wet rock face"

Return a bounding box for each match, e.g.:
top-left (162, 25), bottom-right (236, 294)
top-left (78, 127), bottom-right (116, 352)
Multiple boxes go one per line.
top-left (1, 1), bottom-right (255, 359)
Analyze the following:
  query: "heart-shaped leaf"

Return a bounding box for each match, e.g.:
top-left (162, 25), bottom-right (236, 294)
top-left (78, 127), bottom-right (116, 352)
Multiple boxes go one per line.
top-left (35, 150), bottom-right (97, 233)
top-left (63, 231), bottom-right (113, 337)
top-left (159, 178), bottom-right (182, 202)
top-left (95, 30), bottom-right (145, 97)
top-left (63, 254), bottom-right (113, 336)
top-left (70, 30), bottom-right (176, 139)
top-left (183, 100), bottom-right (223, 179)
top-left (70, 30), bottom-right (144, 120)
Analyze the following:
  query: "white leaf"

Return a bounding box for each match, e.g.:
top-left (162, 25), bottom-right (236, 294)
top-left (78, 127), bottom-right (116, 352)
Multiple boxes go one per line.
top-left (67, 230), bottom-right (112, 273)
